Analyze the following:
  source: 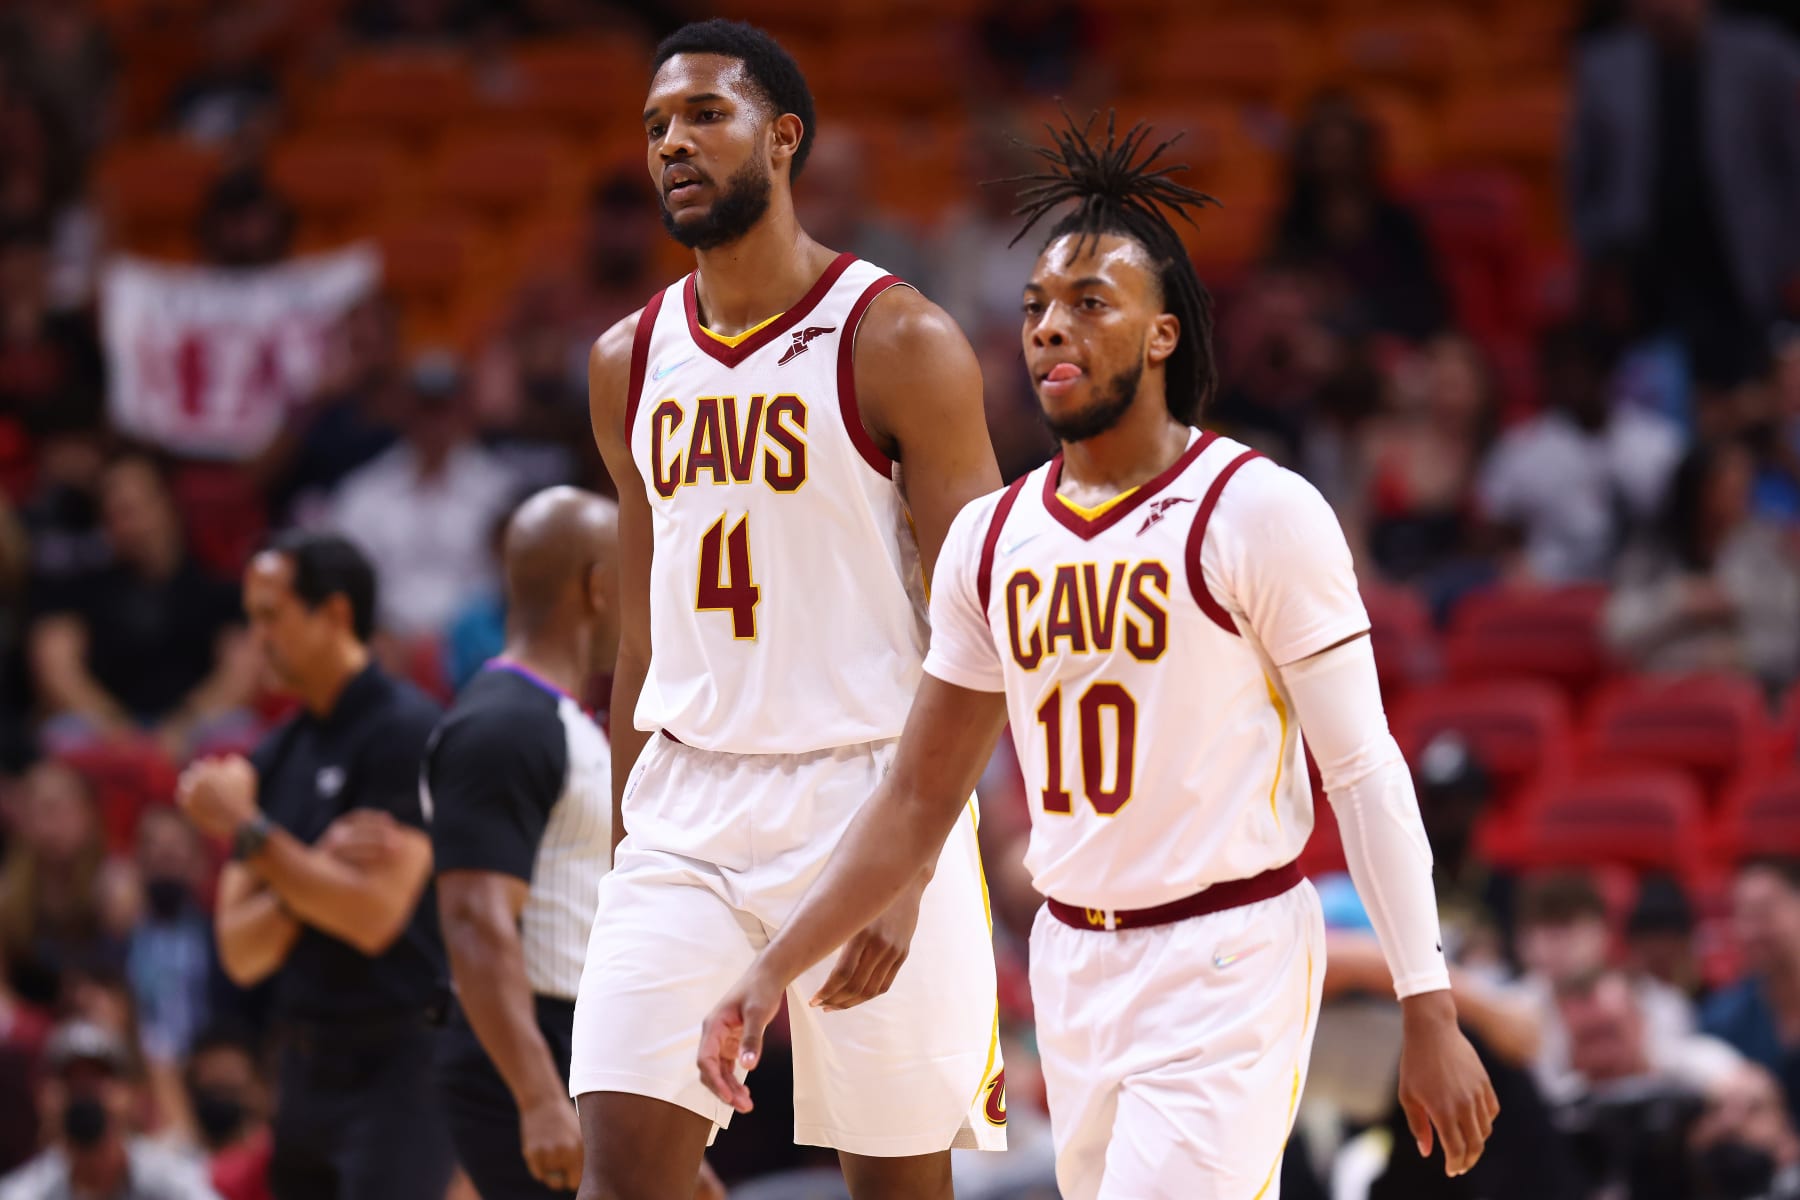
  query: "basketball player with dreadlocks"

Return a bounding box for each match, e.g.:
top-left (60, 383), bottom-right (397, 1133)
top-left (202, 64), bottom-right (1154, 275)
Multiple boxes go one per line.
top-left (572, 16), bottom-right (1005, 1200)
top-left (697, 111), bottom-right (1500, 1198)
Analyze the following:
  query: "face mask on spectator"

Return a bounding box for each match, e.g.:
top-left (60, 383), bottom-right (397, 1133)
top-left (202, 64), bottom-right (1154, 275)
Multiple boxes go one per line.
top-left (190, 1087), bottom-right (248, 1147)
top-left (62, 1093), bottom-right (108, 1148)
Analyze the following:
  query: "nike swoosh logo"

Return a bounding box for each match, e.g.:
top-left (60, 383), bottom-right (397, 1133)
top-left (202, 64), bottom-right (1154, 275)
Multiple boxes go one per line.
top-left (651, 356), bottom-right (695, 381)
top-left (1212, 940), bottom-right (1271, 970)
top-left (1001, 531), bottom-right (1041, 556)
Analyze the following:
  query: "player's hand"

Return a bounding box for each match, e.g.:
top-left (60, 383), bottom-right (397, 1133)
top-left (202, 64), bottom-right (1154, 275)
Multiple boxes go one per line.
top-left (809, 874), bottom-right (926, 1011)
top-left (1398, 990), bottom-right (1500, 1178)
top-left (697, 964), bottom-right (785, 1113)
top-left (517, 1094), bottom-right (583, 1192)
top-left (319, 809), bottom-right (405, 869)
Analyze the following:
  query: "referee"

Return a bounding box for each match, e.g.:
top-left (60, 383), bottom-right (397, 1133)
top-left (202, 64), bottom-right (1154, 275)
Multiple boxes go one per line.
top-left (178, 531), bottom-right (453, 1200)
top-left (427, 487), bottom-right (659, 1198)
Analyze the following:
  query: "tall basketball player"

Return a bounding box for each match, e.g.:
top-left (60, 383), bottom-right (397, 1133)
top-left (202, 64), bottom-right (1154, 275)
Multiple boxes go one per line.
top-left (697, 114), bottom-right (1499, 1198)
top-left (571, 19), bottom-right (1005, 1200)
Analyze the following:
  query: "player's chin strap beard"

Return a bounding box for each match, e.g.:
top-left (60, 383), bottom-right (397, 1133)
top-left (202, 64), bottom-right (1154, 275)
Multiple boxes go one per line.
top-left (1040, 358), bottom-right (1143, 444)
top-left (660, 157), bottom-right (773, 251)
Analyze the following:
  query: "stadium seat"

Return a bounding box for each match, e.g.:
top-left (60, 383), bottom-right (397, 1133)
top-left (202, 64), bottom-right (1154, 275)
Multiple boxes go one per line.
top-left (309, 49), bottom-right (477, 143)
top-left (1405, 170), bottom-right (1535, 354)
top-left (1441, 584), bottom-right (1611, 699)
top-left (1325, 13), bottom-right (1478, 96)
top-left (1582, 673), bottom-right (1774, 796)
top-left (56, 741), bottom-right (181, 857)
top-left (1362, 579), bottom-right (1439, 704)
top-left (1393, 679), bottom-right (1572, 806)
top-left (813, 29), bottom-right (974, 115)
top-left (1502, 765), bottom-right (1706, 879)
top-left (1141, 18), bottom-right (1315, 107)
top-left (1439, 79), bottom-right (1568, 175)
top-left (428, 129), bottom-right (585, 227)
top-left (268, 135), bottom-right (417, 240)
top-left (1711, 768), bottom-right (1800, 867)
top-left (501, 35), bottom-right (651, 133)
top-left (170, 463), bottom-right (267, 580)
top-left (95, 138), bottom-right (225, 255)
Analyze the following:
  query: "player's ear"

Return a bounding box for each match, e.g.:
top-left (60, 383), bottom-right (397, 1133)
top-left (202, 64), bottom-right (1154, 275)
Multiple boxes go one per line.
top-left (769, 112), bottom-right (803, 172)
top-left (1146, 313), bottom-right (1180, 368)
top-left (585, 561), bottom-right (612, 619)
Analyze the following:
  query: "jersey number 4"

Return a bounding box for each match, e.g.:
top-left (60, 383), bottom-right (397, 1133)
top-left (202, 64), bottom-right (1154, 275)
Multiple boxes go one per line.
top-left (1037, 683), bottom-right (1137, 816)
top-left (698, 514), bottom-right (760, 639)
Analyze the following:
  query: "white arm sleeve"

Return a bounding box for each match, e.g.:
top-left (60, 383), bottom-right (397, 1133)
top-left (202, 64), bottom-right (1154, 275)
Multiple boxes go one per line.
top-left (1281, 636), bottom-right (1451, 999)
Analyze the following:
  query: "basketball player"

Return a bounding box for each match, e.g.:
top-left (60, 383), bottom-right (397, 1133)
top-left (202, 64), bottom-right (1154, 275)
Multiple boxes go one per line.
top-left (697, 113), bottom-right (1501, 1198)
top-left (573, 18), bottom-right (1004, 1200)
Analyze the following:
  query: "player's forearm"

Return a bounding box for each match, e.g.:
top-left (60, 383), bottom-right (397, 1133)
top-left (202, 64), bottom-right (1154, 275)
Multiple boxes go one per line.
top-left (443, 908), bottom-right (566, 1110)
top-left (759, 776), bottom-right (965, 988)
top-left (250, 828), bottom-right (414, 955)
top-left (1282, 637), bottom-right (1451, 998)
top-left (608, 644), bottom-right (652, 860)
top-left (216, 883), bottom-right (300, 986)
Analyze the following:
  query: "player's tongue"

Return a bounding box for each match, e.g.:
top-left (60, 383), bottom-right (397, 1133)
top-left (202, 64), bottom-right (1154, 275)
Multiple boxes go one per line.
top-left (1046, 363), bottom-right (1082, 383)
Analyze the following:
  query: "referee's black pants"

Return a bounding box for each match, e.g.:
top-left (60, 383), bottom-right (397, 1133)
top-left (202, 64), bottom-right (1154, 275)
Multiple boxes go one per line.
top-left (436, 994), bottom-right (577, 1200)
top-left (270, 1014), bottom-right (456, 1200)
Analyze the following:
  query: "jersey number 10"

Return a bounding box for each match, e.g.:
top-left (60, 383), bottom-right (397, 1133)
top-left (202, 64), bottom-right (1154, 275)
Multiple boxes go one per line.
top-left (698, 514), bottom-right (760, 639)
top-left (1037, 682), bottom-right (1138, 816)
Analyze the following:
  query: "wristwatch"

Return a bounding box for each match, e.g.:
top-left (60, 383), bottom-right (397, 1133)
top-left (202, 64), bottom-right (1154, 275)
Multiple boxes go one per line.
top-left (231, 813), bottom-right (274, 862)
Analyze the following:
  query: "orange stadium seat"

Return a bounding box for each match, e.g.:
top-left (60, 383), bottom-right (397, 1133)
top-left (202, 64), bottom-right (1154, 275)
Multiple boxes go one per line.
top-left (1353, 89), bottom-right (1439, 186)
top-left (814, 29), bottom-right (975, 115)
top-left (309, 49), bottom-right (477, 143)
top-left (1442, 585), bottom-right (1611, 699)
top-left (1440, 79), bottom-right (1569, 174)
top-left (1582, 673), bottom-right (1774, 797)
top-left (428, 129), bottom-right (586, 227)
top-left (269, 135), bottom-right (417, 244)
top-left (1394, 679), bottom-right (1573, 807)
top-left (501, 35), bottom-right (651, 134)
top-left (1503, 765), bottom-right (1707, 879)
top-left (1325, 12), bottom-right (1479, 96)
top-left (1141, 18), bottom-right (1315, 108)
top-left (95, 137), bottom-right (225, 256)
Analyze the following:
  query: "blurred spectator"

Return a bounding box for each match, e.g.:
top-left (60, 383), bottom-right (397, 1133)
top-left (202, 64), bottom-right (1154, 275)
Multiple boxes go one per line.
top-left (440, 507), bottom-right (509, 693)
top-left (1606, 438), bottom-right (1800, 691)
top-left (795, 135), bottom-right (936, 295)
top-left (0, 943), bottom-right (49, 1174)
top-left (26, 453), bottom-right (259, 760)
top-left (1553, 967), bottom-right (1742, 1200)
top-left (1210, 259), bottom-right (1349, 467)
top-left (260, 296), bottom-right (405, 529)
top-left (166, 6), bottom-right (283, 149)
top-left (0, 224), bottom-right (104, 449)
top-left (349, 0), bottom-right (492, 43)
top-left (184, 1023), bottom-right (272, 1200)
top-left (0, 1019), bottom-right (220, 1200)
top-left (326, 352), bottom-right (518, 639)
top-left (1687, 1061), bottom-right (1800, 1200)
top-left (1628, 874), bottom-right (1704, 1002)
top-left (934, 126), bottom-right (1049, 344)
top-left (195, 169), bottom-right (294, 270)
top-left (976, 0), bottom-right (1094, 100)
top-left (1478, 322), bottom-right (1684, 583)
top-left (0, 761), bottom-right (118, 1009)
top-left (124, 807), bottom-right (213, 1069)
top-left (1516, 872), bottom-right (1705, 1107)
top-left (1570, 0), bottom-right (1800, 389)
top-left (0, 2), bottom-right (113, 177)
top-left (1705, 859), bottom-right (1800, 1121)
top-left (1270, 91), bottom-right (1448, 343)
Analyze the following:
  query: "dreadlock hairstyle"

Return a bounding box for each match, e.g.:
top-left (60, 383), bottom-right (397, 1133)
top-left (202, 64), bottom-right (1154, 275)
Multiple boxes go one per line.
top-left (1001, 109), bottom-right (1222, 424)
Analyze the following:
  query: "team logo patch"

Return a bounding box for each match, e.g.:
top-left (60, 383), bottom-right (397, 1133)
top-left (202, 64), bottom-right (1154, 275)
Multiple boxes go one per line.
top-left (1136, 496), bottom-right (1194, 535)
top-left (316, 766), bottom-right (345, 798)
top-left (777, 325), bottom-right (837, 365)
top-left (983, 1068), bottom-right (1007, 1126)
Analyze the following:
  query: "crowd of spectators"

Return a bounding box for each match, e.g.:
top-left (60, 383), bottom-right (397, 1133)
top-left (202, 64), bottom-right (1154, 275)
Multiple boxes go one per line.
top-left (1, 0), bottom-right (1799, 1196)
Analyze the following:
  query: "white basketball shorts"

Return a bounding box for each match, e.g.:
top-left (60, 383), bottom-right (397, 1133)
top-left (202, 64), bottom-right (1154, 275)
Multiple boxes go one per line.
top-left (1028, 877), bottom-right (1326, 1199)
top-left (569, 732), bottom-right (1006, 1157)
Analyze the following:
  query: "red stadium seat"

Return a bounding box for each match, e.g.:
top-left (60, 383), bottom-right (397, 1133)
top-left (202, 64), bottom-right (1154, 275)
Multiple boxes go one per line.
top-left (500, 35), bottom-right (651, 134)
top-left (170, 463), bottom-right (267, 580)
top-left (1582, 673), bottom-right (1774, 796)
top-left (1441, 585), bottom-right (1611, 700)
top-left (1504, 765), bottom-right (1706, 879)
top-left (1709, 768), bottom-right (1800, 867)
top-left (56, 741), bottom-right (181, 857)
top-left (1362, 580), bottom-right (1439, 704)
top-left (1393, 679), bottom-right (1572, 806)
top-left (309, 49), bottom-right (477, 143)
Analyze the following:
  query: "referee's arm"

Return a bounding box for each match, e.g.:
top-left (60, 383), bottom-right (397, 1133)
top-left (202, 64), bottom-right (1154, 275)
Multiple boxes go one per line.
top-left (427, 712), bottom-right (578, 1185)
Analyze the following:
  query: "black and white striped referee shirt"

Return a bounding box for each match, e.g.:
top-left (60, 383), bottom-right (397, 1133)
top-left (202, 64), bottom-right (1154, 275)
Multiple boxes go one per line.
top-left (422, 661), bottom-right (611, 1002)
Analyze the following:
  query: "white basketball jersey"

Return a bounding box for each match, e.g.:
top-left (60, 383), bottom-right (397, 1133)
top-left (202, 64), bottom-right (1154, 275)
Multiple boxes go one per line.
top-left (926, 430), bottom-right (1369, 912)
top-left (626, 254), bottom-right (929, 755)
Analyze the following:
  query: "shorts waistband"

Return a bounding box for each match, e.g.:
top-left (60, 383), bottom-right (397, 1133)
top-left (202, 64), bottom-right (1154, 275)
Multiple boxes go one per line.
top-left (1046, 861), bottom-right (1303, 933)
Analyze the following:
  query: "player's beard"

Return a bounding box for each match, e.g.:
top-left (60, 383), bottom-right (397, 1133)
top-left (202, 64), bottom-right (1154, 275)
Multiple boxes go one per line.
top-left (659, 157), bottom-right (773, 250)
top-left (1039, 358), bottom-right (1144, 444)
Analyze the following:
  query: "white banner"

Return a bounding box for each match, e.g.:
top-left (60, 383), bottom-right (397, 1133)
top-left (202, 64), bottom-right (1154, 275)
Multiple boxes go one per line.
top-left (100, 244), bottom-right (381, 459)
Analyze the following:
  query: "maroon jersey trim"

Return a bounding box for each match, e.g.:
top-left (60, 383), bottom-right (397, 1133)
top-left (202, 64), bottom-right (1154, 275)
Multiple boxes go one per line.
top-left (976, 475), bottom-right (1031, 614)
top-left (1041, 430), bottom-right (1217, 541)
top-left (1184, 448), bottom-right (1264, 636)
top-left (836, 274), bottom-right (904, 476)
top-left (683, 252), bottom-right (856, 367)
top-left (622, 288), bottom-right (666, 435)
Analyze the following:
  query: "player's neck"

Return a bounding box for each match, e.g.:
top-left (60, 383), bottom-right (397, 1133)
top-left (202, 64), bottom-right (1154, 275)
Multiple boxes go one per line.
top-left (690, 208), bottom-right (835, 335)
top-left (1059, 406), bottom-right (1193, 496)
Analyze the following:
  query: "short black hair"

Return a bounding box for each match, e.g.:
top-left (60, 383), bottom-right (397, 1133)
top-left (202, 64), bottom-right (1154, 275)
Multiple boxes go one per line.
top-left (265, 530), bottom-right (378, 643)
top-left (1002, 110), bottom-right (1222, 424)
top-left (1517, 871), bottom-right (1607, 928)
top-left (1743, 855), bottom-right (1800, 892)
top-left (650, 19), bottom-right (817, 180)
